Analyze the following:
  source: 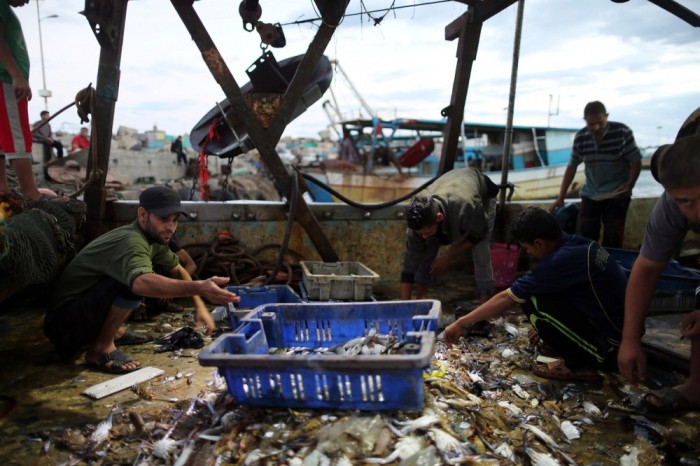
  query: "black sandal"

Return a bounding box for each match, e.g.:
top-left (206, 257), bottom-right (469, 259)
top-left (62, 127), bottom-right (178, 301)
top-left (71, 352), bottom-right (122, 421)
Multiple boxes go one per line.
top-left (88, 349), bottom-right (141, 374)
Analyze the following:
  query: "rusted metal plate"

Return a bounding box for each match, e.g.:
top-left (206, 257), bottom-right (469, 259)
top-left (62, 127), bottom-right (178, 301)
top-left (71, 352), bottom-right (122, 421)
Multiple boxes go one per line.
top-left (244, 93), bottom-right (283, 129)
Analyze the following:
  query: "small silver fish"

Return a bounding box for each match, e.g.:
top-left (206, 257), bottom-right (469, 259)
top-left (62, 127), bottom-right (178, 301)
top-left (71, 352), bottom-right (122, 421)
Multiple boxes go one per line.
top-left (89, 409), bottom-right (116, 448)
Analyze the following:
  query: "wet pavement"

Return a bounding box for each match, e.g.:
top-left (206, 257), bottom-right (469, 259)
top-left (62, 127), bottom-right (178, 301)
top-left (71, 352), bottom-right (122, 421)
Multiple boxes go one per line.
top-left (0, 272), bottom-right (698, 465)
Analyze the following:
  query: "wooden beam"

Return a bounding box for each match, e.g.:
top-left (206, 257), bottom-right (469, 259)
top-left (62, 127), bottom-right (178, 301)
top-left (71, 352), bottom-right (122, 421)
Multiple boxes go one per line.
top-left (171, 0), bottom-right (341, 261)
top-left (440, 0), bottom-right (518, 175)
top-left (439, 16), bottom-right (482, 175)
top-left (82, 0), bottom-right (129, 240)
top-left (445, 0), bottom-right (517, 41)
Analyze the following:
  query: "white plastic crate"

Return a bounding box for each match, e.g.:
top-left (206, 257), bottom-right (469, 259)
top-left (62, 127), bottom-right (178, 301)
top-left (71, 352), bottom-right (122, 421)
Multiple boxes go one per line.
top-left (300, 261), bottom-right (380, 301)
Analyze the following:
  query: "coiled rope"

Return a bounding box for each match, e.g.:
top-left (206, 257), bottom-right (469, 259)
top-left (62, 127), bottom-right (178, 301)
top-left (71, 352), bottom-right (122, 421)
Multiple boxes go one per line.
top-left (184, 234), bottom-right (306, 288)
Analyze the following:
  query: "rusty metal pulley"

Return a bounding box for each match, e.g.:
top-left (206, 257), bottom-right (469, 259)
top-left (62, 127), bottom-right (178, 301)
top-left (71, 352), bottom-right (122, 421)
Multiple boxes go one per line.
top-left (256, 22), bottom-right (286, 48)
top-left (239, 0), bottom-right (262, 31)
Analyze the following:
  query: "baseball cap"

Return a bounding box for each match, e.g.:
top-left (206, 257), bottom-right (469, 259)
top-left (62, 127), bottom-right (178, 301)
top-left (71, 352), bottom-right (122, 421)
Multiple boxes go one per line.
top-left (139, 186), bottom-right (186, 217)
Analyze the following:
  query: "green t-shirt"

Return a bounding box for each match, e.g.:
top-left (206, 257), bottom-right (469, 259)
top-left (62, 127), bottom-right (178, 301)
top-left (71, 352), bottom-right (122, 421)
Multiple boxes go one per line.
top-left (53, 222), bottom-right (180, 309)
top-left (0, 2), bottom-right (30, 83)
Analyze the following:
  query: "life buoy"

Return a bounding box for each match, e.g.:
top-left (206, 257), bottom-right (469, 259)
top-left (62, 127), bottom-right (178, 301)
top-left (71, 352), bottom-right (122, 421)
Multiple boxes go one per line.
top-left (398, 138), bottom-right (435, 168)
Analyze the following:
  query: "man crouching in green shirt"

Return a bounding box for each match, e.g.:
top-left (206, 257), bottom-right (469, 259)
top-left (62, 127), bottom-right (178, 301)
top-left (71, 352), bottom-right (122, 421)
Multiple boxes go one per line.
top-left (45, 186), bottom-right (239, 374)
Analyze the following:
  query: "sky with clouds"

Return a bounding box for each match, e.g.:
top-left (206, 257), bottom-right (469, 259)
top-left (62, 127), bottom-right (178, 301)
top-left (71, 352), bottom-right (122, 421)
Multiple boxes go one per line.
top-left (12, 0), bottom-right (700, 151)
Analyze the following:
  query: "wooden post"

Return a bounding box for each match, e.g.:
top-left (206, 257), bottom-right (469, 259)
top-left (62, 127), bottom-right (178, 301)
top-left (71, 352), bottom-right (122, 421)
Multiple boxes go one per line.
top-left (440, 0), bottom-right (518, 176)
top-left (82, 0), bottom-right (129, 240)
top-left (171, 0), bottom-right (346, 261)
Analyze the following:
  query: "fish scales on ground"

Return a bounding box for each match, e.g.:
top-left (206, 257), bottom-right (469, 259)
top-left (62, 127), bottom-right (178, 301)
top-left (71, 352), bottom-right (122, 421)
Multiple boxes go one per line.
top-left (21, 309), bottom-right (696, 464)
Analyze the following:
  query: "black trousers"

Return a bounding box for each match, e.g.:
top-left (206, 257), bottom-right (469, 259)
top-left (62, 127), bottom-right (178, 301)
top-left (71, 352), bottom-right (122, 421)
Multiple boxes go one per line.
top-left (175, 151), bottom-right (187, 165)
top-left (521, 294), bottom-right (619, 370)
top-left (41, 140), bottom-right (64, 163)
top-left (579, 196), bottom-right (631, 248)
top-left (44, 277), bottom-right (141, 360)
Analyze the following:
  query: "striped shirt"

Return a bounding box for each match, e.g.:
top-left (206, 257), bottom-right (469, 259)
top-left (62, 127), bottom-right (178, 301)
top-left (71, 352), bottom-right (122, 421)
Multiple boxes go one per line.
top-left (569, 121), bottom-right (641, 197)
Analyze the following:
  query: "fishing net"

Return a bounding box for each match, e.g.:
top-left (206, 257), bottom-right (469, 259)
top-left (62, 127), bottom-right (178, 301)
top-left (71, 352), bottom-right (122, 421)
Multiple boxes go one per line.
top-left (0, 199), bottom-right (86, 303)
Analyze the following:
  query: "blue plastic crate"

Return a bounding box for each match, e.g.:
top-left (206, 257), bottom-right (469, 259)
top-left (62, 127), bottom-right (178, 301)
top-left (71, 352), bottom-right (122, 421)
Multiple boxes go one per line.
top-left (214, 285), bottom-right (303, 329)
top-left (198, 300), bottom-right (440, 411)
top-left (607, 248), bottom-right (700, 291)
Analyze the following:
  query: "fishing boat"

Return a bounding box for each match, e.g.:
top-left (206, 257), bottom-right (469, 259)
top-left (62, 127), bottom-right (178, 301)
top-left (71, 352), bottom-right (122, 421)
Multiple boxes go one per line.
top-left (302, 117), bottom-right (585, 203)
top-left (2, 0), bottom-right (699, 463)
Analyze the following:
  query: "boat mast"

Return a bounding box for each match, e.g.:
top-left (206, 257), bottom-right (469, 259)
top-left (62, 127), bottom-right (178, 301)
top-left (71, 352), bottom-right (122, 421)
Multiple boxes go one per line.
top-left (498, 0), bottom-right (525, 216)
top-left (329, 60), bottom-right (376, 120)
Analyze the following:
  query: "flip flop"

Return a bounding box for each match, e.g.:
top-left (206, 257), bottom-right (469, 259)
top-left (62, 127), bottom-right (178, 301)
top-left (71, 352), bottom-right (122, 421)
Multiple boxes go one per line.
top-left (115, 331), bottom-right (154, 346)
top-left (531, 360), bottom-right (602, 383)
top-left (88, 349), bottom-right (141, 374)
top-left (644, 387), bottom-right (700, 414)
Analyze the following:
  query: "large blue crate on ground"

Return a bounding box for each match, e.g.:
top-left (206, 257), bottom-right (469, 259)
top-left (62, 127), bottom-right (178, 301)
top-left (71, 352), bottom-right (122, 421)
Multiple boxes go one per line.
top-left (214, 285), bottom-right (303, 329)
top-left (198, 300), bottom-right (441, 411)
top-left (608, 248), bottom-right (700, 291)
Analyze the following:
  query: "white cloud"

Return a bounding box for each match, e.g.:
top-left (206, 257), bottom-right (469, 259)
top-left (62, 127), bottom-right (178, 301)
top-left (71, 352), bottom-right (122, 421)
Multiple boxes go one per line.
top-left (12, 0), bottom-right (700, 150)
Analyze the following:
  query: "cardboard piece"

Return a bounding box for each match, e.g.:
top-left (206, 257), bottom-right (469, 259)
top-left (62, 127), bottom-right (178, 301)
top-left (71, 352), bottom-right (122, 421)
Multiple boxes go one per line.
top-left (82, 366), bottom-right (164, 399)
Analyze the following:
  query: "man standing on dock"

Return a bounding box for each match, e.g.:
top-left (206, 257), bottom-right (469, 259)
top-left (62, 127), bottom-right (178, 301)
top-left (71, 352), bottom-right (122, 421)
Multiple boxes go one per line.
top-left (619, 128), bottom-right (700, 413)
top-left (171, 135), bottom-right (187, 166)
top-left (400, 167), bottom-right (499, 302)
top-left (550, 101), bottom-right (642, 248)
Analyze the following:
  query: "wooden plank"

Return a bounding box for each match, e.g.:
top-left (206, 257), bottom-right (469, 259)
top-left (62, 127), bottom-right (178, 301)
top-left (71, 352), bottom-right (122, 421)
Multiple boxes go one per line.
top-left (82, 366), bottom-right (164, 400)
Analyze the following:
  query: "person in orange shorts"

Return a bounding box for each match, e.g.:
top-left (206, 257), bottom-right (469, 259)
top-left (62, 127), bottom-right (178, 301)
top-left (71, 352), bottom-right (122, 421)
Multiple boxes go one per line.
top-left (0, 0), bottom-right (43, 204)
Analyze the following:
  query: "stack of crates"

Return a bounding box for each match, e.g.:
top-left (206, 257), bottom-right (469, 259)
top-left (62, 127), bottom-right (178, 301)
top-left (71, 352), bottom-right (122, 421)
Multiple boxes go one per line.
top-left (198, 299), bottom-right (441, 411)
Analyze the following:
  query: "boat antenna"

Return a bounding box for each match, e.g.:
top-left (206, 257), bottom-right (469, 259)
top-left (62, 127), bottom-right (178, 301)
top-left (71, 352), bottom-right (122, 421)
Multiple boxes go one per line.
top-left (498, 0), bottom-right (525, 224)
top-left (547, 94), bottom-right (560, 128)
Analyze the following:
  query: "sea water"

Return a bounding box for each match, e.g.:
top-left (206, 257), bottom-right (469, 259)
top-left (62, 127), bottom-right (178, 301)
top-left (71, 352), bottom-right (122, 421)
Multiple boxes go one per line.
top-left (632, 169), bottom-right (664, 199)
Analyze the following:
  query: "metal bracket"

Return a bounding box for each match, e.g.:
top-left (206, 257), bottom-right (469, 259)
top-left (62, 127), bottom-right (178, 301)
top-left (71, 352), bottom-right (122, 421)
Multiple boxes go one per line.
top-left (81, 0), bottom-right (125, 49)
top-left (246, 51), bottom-right (289, 93)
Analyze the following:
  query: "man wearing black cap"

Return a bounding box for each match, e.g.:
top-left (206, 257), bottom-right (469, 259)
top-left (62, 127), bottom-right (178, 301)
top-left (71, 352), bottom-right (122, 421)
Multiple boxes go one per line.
top-left (45, 186), bottom-right (239, 374)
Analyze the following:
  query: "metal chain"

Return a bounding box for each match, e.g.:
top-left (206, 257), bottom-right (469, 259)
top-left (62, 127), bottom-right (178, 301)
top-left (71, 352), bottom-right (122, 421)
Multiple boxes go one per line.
top-left (190, 161), bottom-right (199, 201)
top-left (220, 156), bottom-right (234, 200)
